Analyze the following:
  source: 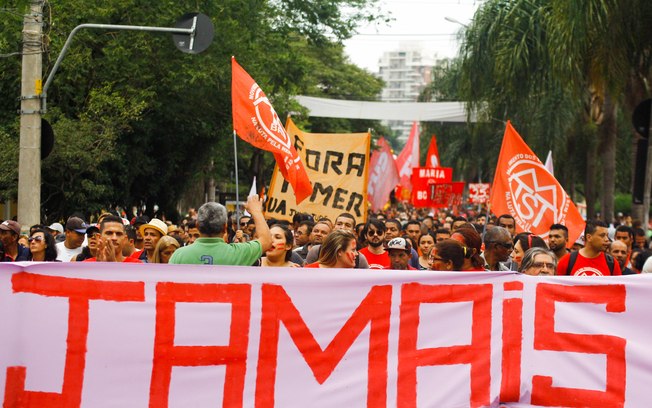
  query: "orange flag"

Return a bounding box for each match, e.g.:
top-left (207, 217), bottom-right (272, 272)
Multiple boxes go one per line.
top-left (425, 134), bottom-right (441, 167)
top-left (490, 121), bottom-right (585, 244)
top-left (231, 57), bottom-right (313, 204)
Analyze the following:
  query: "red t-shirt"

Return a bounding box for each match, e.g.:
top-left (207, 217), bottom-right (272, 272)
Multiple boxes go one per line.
top-left (556, 251), bottom-right (621, 276)
top-left (84, 257), bottom-right (143, 263)
top-left (359, 247), bottom-right (390, 269)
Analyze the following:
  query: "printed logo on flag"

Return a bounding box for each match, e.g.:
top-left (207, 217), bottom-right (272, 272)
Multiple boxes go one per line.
top-left (505, 154), bottom-right (566, 233)
top-left (490, 121), bottom-right (584, 244)
top-left (250, 83), bottom-right (292, 151)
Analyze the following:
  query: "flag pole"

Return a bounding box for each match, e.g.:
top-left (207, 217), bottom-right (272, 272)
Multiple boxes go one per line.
top-left (482, 201), bottom-right (491, 239)
top-left (233, 129), bottom-right (240, 224)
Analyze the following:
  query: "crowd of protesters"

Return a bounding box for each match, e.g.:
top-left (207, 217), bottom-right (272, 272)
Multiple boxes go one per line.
top-left (2, 196), bottom-right (652, 276)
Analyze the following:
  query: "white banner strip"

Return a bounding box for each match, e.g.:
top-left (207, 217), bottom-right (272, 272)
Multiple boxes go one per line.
top-left (1, 263), bottom-right (650, 407)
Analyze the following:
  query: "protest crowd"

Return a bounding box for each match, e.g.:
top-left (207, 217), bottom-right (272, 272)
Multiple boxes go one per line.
top-left (2, 193), bottom-right (651, 277)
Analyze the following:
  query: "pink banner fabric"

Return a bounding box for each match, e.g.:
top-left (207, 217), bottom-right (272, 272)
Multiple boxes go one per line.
top-left (367, 137), bottom-right (400, 212)
top-left (1, 262), bottom-right (648, 407)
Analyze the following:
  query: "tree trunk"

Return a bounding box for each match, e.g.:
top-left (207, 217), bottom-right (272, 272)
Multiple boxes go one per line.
top-left (585, 139), bottom-right (597, 221)
top-left (599, 92), bottom-right (617, 225)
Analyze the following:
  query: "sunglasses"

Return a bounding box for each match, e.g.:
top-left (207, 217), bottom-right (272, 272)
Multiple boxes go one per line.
top-left (28, 236), bottom-right (44, 243)
top-left (240, 223), bottom-right (247, 227)
top-left (367, 229), bottom-right (383, 236)
top-left (491, 241), bottom-right (513, 250)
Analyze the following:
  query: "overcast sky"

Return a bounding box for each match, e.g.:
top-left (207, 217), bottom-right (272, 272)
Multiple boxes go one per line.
top-left (344, 0), bottom-right (484, 72)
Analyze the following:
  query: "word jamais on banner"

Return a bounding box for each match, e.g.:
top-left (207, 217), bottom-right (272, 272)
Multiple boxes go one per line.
top-left (264, 118), bottom-right (370, 223)
top-left (2, 263), bottom-right (647, 407)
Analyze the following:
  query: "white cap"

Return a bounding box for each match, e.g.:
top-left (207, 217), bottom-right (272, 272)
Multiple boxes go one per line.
top-left (47, 222), bottom-right (64, 234)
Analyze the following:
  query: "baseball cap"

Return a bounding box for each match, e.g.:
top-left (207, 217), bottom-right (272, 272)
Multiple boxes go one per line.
top-left (46, 222), bottom-right (64, 234)
top-left (86, 225), bottom-right (100, 236)
top-left (387, 237), bottom-right (411, 252)
top-left (65, 217), bottom-right (90, 234)
top-left (0, 220), bottom-right (21, 235)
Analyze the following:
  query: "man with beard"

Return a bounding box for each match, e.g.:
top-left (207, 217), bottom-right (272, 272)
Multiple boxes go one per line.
top-left (557, 220), bottom-right (621, 276)
top-left (358, 219), bottom-right (390, 269)
top-left (548, 224), bottom-right (570, 260)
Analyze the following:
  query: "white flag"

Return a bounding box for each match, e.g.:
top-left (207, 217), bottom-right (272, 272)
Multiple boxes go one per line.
top-left (544, 150), bottom-right (554, 176)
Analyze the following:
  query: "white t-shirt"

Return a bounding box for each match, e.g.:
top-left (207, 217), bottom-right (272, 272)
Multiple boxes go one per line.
top-left (642, 256), bottom-right (652, 274)
top-left (55, 241), bottom-right (83, 262)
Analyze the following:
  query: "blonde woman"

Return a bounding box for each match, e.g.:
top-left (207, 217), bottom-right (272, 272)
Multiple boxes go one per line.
top-left (152, 236), bottom-right (180, 264)
top-left (304, 230), bottom-right (357, 268)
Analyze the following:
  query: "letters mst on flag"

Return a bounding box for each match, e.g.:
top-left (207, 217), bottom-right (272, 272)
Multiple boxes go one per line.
top-left (231, 57), bottom-right (312, 204)
top-left (490, 121), bottom-right (585, 243)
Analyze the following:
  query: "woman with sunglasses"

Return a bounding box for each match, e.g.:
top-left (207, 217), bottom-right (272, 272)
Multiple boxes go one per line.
top-left (511, 232), bottom-right (548, 270)
top-left (27, 229), bottom-right (58, 262)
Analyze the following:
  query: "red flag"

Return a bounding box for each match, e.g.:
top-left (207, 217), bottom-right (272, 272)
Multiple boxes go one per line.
top-left (425, 134), bottom-right (441, 167)
top-left (231, 57), bottom-right (312, 204)
top-left (490, 121), bottom-right (585, 243)
top-left (395, 122), bottom-right (420, 193)
top-left (367, 137), bottom-right (400, 212)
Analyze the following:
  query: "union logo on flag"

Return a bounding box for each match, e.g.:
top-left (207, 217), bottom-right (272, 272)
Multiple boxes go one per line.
top-left (490, 121), bottom-right (584, 243)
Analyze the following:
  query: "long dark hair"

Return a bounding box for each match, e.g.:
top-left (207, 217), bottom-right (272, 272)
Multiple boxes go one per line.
top-left (29, 229), bottom-right (58, 261)
top-left (270, 224), bottom-right (294, 262)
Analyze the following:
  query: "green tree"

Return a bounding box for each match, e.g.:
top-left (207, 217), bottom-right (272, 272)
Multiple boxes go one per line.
top-left (456, 0), bottom-right (652, 222)
top-left (1, 0), bottom-right (388, 221)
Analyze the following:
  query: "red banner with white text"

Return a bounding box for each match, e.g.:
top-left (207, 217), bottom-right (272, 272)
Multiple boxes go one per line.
top-left (2, 263), bottom-right (650, 407)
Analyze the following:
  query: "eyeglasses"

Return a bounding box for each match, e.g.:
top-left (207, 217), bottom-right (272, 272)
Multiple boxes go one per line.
top-left (491, 241), bottom-right (513, 250)
top-left (28, 236), bottom-right (44, 243)
top-left (367, 229), bottom-right (383, 236)
top-left (531, 262), bottom-right (555, 269)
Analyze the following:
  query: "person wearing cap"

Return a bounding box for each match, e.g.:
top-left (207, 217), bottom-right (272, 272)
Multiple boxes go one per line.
top-left (169, 195), bottom-right (271, 265)
top-left (138, 218), bottom-right (168, 263)
top-left (46, 222), bottom-right (65, 243)
top-left (387, 237), bottom-right (416, 270)
top-left (55, 216), bottom-right (89, 261)
top-left (131, 216), bottom-right (149, 250)
top-left (0, 220), bottom-right (30, 262)
top-left (72, 225), bottom-right (101, 262)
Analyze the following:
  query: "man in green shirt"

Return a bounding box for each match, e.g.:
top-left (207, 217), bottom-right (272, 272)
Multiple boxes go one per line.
top-left (169, 195), bottom-right (271, 265)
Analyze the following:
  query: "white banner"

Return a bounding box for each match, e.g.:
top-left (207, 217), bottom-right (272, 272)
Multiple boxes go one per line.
top-left (1, 263), bottom-right (651, 407)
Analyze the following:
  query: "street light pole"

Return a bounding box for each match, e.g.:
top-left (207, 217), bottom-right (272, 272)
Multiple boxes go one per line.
top-left (17, 0), bottom-right (44, 232)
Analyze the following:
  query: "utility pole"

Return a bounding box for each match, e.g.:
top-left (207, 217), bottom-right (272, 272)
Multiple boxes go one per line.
top-left (17, 0), bottom-right (45, 232)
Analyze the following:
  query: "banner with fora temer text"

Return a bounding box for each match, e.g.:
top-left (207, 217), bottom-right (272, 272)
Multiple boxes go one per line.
top-left (264, 118), bottom-right (370, 223)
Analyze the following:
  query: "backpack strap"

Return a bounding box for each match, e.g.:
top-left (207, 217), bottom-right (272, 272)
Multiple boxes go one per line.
top-left (565, 251), bottom-right (579, 275)
top-left (604, 253), bottom-right (615, 275)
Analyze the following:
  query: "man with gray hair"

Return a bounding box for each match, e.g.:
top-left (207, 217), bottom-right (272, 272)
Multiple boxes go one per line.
top-left (481, 226), bottom-right (513, 271)
top-left (169, 195), bottom-right (271, 265)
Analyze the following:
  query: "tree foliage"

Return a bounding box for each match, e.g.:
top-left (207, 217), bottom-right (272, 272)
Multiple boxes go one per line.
top-left (0, 0), bottom-right (387, 221)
